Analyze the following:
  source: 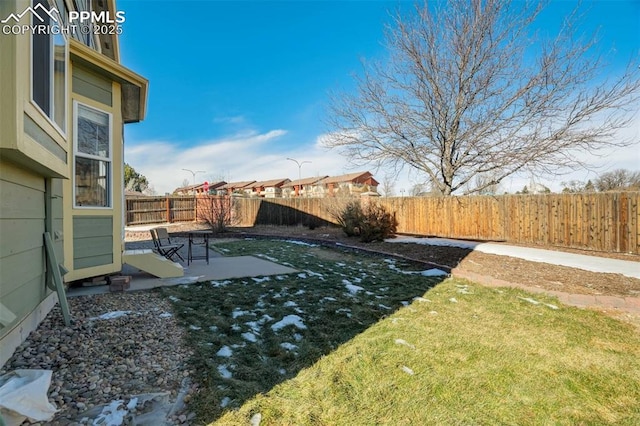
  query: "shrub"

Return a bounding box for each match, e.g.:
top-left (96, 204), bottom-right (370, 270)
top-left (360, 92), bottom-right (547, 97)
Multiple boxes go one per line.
top-left (197, 196), bottom-right (237, 233)
top-left (359, 203), bottom-right (398, 242)
top-left (336, 201), bottom-right (364, 237)
top-left (335, 201), bottom-right (397, 242)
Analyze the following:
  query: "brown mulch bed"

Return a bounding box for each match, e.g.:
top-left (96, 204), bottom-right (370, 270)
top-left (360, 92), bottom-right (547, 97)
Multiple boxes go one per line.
top-left (127, 222), bottom-right (639, 298)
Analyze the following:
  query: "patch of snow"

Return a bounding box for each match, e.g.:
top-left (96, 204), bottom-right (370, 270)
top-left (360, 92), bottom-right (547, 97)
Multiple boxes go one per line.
top-left (211, 280), bottom-right (232, 287)
top-left (159, 312), bottom-right (172, 318)
top-left (90, 311), bottom-right (132, 320)
top-left (232, 309), bottom-right (250, 319)
top-left (189, 325), bottom-right (201, 330)
top-left (421, 269), bottom-right (448, 277)
top-left (401, 366), bottom-right (415, 375)
top-left (413, 297), bottom-right (431, 303)
top-left (231, 324), bottom-right (242, 332)
top-left (395, 339), bottom-right (415, 349)
top-left (242, 332), bottom-right (258, 342)
top-left (378, 304), bottom-right (392, 310)
top-left (252, 276), bottom-right (271, 283)
top-left (294, 307), bottom-right (305, 314)
top-left (518, 297), bottom-right (540, 305)
top-left (401, 301), bottom-right (409, 306)
top-left (218, 365), bottom-right (233, 379)
top-left (336, 262), bottom-right (346, 267)
top-left (271, 315), bottom-right (307, 331)
top-left (545, 303), bottom-right (559, 310)
top-left (245, 321), bottom-right (261, 332)
top-left (168, 296), bottom-right (180, 302)
top-left (284, 239), bottom-right (318, 247)
top-left (209, 325), bottom-right (218, 332)
top-left (216, 346), bottom-right (233, 357)
top-left (344, 282), bottom-right (364, 294)
top-left (449, 298), bottom-right (458, 303)
top-left (257, 254), bottom-right (279, 262)
top-left (276, 275), bottom-right (286, 281)
top-left (386, 236), bottom-right (480, 249)
top-left (321, 297), bottom-right (337, 302)
top-left (336, 308), bottom-right (352, 318)
top-left (280, 342), bottom-right (298, 351)
top-left (279, 368), bottom-right (287, 375)
top-left (220, 397), bottom-right (231, 408)
top-left (260, 314), bottom-right (274, 323)
top-left (304, 270), bottom-right (324, 279)
top-left (251, 413), bottom-right (262, 426)
top-left (295, 289), bottom-right (306, 295)
top-left (293, 333), bottom-right (303, 341)
top-left (297, 273), bottom-right (308, 279)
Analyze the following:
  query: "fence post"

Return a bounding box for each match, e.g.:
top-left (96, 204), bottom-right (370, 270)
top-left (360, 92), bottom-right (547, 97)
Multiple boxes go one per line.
top-left (166, 197), bottom-right (171, 223)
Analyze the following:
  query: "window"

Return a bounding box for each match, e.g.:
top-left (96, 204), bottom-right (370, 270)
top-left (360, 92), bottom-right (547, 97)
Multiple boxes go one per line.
top-left (71, 0), bottom-right (96, 49)
top-left (31, 0), bottom-right (67, 133)
top-left (74, 103), bottom-right (112, 207)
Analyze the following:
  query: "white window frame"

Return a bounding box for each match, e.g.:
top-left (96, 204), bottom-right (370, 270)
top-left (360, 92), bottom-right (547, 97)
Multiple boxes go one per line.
top-left (73, 101), bottom-right (113, 209)
top-left (30, 0), bottom-right (68, 137)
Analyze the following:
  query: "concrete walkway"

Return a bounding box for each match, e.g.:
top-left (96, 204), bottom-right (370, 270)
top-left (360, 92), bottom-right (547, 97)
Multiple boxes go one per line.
top-left (386, 236), bottom-right (640, 314)
top-left (387, 236), bottom-right (640, 279)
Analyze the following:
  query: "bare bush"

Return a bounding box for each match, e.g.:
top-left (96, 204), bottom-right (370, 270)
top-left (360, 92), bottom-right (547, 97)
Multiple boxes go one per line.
top-left (196, 196), bottom-right (237, 233)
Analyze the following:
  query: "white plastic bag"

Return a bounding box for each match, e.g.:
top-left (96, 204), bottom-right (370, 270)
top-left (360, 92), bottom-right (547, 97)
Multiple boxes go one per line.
top-left (0, 369), bottom-right (57, 426)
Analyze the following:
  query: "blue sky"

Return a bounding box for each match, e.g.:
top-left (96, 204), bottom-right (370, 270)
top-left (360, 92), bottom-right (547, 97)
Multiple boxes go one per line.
top-left (118, 0), bottom-right (639, 195)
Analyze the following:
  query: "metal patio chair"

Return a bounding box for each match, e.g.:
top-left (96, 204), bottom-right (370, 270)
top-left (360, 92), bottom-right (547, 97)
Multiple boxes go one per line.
top-left (150, 228), bottom-right (185, 262)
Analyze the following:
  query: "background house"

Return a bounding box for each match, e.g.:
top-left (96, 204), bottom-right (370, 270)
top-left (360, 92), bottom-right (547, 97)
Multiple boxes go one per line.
top-left (218, 181), bottom-right (256, 196)
top-left (282, 176), bottom-right (328, 198)
top-left (314, 172), bottom-right (380, 197)
top-left (0, 0), bottom-right (147, 366)
top-left (248, 178), bottom-right (291, 198)
top-left (173, 181), bottom-right (226, 195)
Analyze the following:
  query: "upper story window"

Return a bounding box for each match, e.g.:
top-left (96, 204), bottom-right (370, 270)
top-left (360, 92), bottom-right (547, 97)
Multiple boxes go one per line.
top-left (31, 0), bottom-right (67, 134)
top-left (71, 0), bottom-right (96, 49)
top-left (74, 102), bottom-right (112, 208)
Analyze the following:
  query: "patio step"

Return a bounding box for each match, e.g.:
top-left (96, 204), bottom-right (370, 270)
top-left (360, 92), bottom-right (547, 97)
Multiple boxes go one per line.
top-left (123, 249), bottom-right (184, 278)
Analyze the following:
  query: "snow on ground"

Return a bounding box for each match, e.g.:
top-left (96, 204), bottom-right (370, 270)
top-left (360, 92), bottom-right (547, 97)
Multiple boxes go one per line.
top-left (283, 240), bottom-right (318, 247)
top-left (220, 397), bottom-right (231, 408)
top-left (242, 332), bottom-right (258, 342)
top-left (232, 309), bottom-right (251, 319)
top-left (252, 276), bottom-right (271, 283)
top-left (284, 301), bottom-right (297, 307)
top-left (256, 253), bottom-right (279, 262)
top-left (90, 311), bottom-right (132, 321)
top-left (211, 280), bottom-right (233, 288)
top-left (218, 365), bottom-right (233, 379)
top-left (280, 342), bottom-right (298, 351)
top-left (421, 269), bottom-right (448, 276)
top-left (271, 315), bottom-right (307, 331)
top-left (216, 346), bottom-right (233, 357)
top-left (387, 236), bottom-right (640, 278)
top-left (189, 325), bottom-right (201, 330)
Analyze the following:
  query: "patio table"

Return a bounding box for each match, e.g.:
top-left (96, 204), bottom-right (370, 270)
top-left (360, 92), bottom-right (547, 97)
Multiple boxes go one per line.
top-left (188, 231), bottom-right (212, 265)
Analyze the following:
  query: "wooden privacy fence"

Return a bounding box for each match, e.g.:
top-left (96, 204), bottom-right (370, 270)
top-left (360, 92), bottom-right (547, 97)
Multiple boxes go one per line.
top-left (126, 192), bottom-right (639, 254)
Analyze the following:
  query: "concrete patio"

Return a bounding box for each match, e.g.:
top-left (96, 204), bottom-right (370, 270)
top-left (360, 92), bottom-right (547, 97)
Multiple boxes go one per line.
top-left (67, 237), bottom-right (298, 297)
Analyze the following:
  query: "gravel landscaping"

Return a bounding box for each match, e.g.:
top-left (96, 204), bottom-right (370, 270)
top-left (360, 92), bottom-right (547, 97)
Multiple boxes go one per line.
top-left (0, 292), bottom-right (195, 425)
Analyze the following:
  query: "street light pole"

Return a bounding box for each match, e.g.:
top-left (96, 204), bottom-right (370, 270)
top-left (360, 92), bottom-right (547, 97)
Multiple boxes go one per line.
top-left (286, 158), bottom-right (311, 182)
top-left (182, 168), bottom-right (206, 188)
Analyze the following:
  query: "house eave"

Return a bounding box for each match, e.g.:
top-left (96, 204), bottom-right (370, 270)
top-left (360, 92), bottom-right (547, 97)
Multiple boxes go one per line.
top-left (69, 39), bottom-right (148, 123)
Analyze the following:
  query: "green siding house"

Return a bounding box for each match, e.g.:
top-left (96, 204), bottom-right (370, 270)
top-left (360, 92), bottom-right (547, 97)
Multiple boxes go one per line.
top-left (0, 0), bottom-right (148, 366)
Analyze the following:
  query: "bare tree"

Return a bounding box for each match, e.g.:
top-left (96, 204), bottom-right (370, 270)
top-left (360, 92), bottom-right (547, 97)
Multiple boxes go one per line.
top-left (197, 196), bottom-right (237, 233)
top-left (595, 169), bottom-right (640, 191)
top-left (325, 0), bottom-right (640, 195)
top-left (380, 174), bottom-right (396, 197)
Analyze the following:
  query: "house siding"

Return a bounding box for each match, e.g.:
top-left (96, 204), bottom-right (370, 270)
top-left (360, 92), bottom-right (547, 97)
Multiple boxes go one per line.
top-left (0, 160), bottom-right (49, 340)
top-left (72, 216), bottom-right (114, 270)
top-left (72, 66), bottom-right (113, 106)
top-left (23, 113), bottom-right (68, 163)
